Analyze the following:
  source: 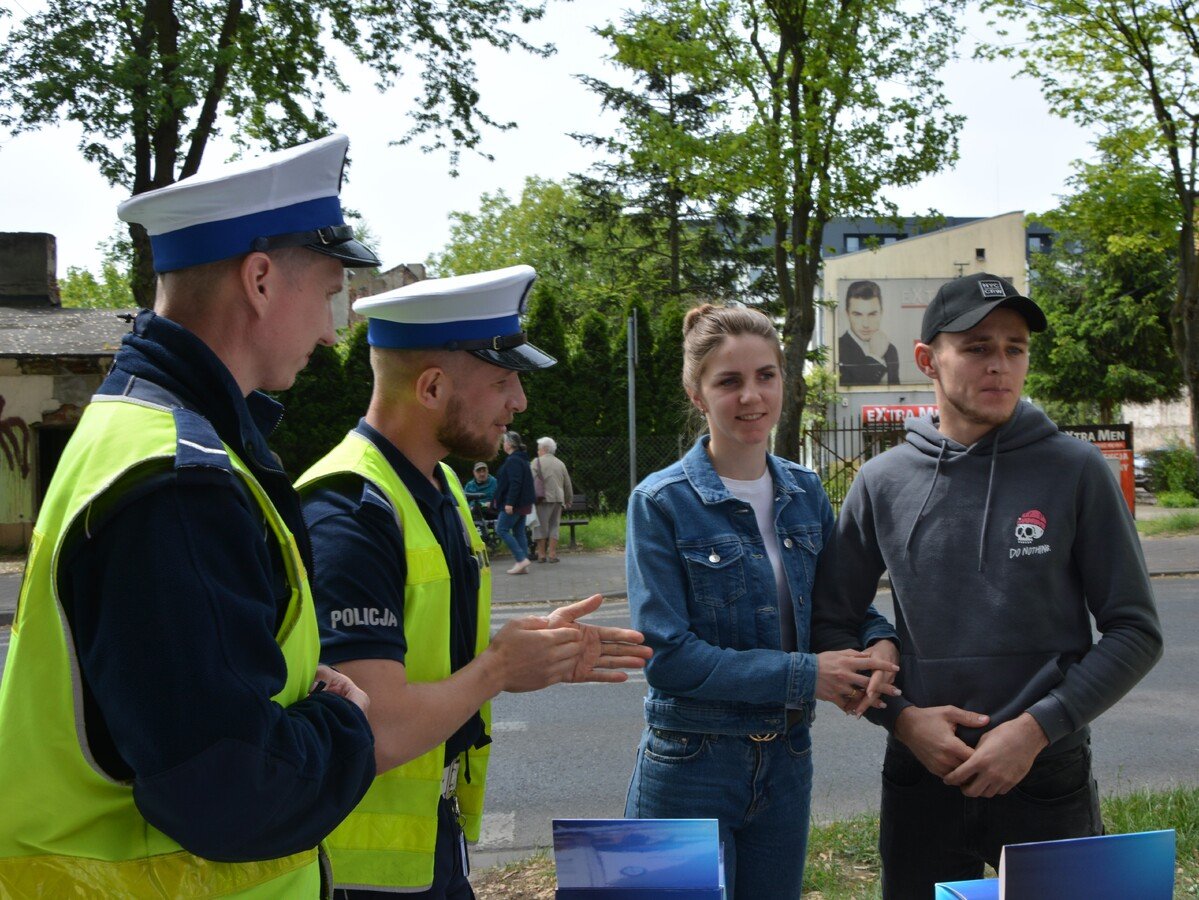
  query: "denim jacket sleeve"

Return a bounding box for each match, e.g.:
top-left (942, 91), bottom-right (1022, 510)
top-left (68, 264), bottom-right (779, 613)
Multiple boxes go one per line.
top-left (626, 487), bottom-right (818, 706)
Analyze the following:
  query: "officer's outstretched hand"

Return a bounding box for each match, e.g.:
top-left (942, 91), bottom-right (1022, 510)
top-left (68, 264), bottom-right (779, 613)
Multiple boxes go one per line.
top-left (487, 617), bottom-right (585, 692)
top-left (546, 594), bottom-right (653, 684)
top-left (312, 664), bottom-right (370, 714)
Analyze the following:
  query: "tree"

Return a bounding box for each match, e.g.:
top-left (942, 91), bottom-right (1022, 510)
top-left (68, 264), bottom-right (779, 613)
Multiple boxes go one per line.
top-left (617, 0), bottom-right (965, 459)
top-left (574, 4), bottom-right (751, 306)
top-left (979, 0), bottom-right (1199, 449)
top-left (1027, 142), bottom-right (1184, 422)
top-left (58, 232), bottom-right (135, 309)
top-left (0, 0), bottom-right (553, 306)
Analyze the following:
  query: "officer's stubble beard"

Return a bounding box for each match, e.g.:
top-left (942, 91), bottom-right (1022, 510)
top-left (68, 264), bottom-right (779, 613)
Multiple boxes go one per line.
top-left (436, 392), bottom-right (502, 462)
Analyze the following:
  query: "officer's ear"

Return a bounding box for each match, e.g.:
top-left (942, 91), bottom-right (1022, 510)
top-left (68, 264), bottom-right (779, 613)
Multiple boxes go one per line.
top-left (414, 364), bottom-right (449, 411)
top-left (238, 252), bottom-right (275, 320)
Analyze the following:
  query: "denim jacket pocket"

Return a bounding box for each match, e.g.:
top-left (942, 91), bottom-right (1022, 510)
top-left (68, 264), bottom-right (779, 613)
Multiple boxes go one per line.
top-left (680, 541), bottom-right (747, 608)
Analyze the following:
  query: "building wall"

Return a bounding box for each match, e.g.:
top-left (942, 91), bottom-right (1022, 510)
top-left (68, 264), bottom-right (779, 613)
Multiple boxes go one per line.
top-left (0, 357), bottom-right (110, 551)
top-left (1124, 391), bottom-right (1194, 451)
top-left (817, 211), bottom-right (1028, 427)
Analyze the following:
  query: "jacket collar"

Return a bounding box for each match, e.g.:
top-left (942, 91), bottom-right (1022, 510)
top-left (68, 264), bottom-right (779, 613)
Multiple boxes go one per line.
top-left (680, 434), bottom-right (806, 505)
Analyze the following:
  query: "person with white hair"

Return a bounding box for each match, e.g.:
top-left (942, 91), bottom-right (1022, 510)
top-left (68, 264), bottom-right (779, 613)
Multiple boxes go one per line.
top-left (531, 436), bottom-right (573, 563)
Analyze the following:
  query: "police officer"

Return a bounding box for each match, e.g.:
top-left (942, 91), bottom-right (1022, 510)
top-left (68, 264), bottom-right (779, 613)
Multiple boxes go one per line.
top-left (0, 135), bottom-right (379, 897)
top-left (296, 265), bottom-right (652, 899)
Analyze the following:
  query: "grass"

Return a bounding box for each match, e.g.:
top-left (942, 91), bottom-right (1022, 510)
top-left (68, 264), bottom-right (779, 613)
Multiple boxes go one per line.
top-left (1138, 510), bottom-right (1199, 537)
top-left (572, 512), bottom-right (626, 552)
top-left (474, 786), bottom-right (1199, 899)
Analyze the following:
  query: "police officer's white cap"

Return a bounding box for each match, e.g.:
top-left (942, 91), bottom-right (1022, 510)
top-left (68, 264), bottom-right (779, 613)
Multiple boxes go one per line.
top-left (117, 134), bottom-right (379, 273)
top-left (353, 264), bottom-right (556, 372)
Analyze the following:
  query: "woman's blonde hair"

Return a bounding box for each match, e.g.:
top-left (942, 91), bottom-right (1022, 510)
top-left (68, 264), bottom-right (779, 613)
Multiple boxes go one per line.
top-left (681, 303), bottom-right (785, 396)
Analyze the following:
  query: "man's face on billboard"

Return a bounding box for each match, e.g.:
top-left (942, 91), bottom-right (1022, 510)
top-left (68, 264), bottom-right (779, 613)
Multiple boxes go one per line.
top-left (846, 295), bottom-right (882, 341)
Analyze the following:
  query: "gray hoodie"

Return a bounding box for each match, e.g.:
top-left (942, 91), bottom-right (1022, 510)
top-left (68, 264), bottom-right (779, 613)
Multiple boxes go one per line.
top-left (812, 401), bottom-right (1163, 751)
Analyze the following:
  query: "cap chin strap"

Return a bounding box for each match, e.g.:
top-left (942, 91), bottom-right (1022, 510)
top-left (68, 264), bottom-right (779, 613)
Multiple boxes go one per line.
top-left (443, 332), bottom-right (529, 352)
top-left (250, 224), bottom-right (356, 252)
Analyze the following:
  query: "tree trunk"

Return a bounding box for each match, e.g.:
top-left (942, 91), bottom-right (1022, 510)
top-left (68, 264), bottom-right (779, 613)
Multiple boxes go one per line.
top-left (1173, 210), bottom-right (1199, 451)
top-left (130, 224), bottom-right (156, 309)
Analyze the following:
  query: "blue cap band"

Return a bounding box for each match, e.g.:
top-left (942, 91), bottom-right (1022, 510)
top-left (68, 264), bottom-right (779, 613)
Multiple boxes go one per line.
top-left (367, 314), bottom-right (522, 349)
top-left (149, 196), bottom-right (344, 272)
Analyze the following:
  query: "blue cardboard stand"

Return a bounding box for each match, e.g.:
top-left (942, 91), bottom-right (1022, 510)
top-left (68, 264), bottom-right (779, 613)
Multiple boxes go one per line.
top-left (935, 829), bottom-right (1175, 899)
top-left (552, 819), bottom-right (725, 900)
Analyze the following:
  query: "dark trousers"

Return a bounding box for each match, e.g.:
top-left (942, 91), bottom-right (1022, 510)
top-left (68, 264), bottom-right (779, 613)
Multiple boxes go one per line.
top-left (336, 796), bottom-right (475, 900)
top-left (879, 737), bottom-right (1103, 900)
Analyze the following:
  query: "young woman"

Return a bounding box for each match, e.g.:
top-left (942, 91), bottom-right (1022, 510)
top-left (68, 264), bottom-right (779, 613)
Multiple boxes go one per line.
top-left (624, 304), bottom-right (900, 898)
top-left (493, 430), bottom-right (536, 574)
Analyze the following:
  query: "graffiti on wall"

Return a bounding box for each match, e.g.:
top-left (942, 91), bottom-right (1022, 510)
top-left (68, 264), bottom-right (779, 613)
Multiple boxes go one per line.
top-left (0, 396), bottom-right (31, 478)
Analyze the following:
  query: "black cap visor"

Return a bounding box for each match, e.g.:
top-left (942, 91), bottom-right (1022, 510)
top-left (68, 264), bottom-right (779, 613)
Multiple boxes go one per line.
top-left (928, 296), bottom-right (1047, 343)
top-left (470, 341), bottom-right (557, 372)
top-left (308, 237), bottom-right (380, 268)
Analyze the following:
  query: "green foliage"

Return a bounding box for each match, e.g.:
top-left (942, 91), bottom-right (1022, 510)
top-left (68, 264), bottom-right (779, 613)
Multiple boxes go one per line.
top-left (1149, 446), bottom-right (1199, 496)
top-left (1026, 143), bottom-right (1183, 421)
top-left (978, 0), bottom-right (1199, 452)
top-left (1137, 510), bottom-right (1199, 536)
top-left (270, 323), bottom-right (371, 478)
top-left (572, 513), bottom-right (626, 552)
top-left (1157, 490), bottom-right (1199, 509)
top-left (58, 261), bottom-right (134, 309)
top-left (0, 0), bottom-right (554, 302)
top-left (586, 0), bottom-right (967, 459)
top-left (58, 231), bottom-right (135, 309)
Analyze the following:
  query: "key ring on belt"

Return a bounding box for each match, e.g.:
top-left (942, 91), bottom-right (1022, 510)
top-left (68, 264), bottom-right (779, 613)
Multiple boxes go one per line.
top-left (748, 733), bottom-right (778, 742)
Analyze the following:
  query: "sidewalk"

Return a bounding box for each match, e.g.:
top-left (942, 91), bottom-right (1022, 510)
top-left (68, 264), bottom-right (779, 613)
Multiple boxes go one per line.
top-left (2, 533), bottom-right (1197, 628)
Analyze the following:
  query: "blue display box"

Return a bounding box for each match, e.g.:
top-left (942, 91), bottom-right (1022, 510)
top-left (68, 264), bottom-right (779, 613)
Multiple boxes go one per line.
top-left (552, 819), bottom-right (726, 900)
top-left (935, 829), bottom-right (1175, 900)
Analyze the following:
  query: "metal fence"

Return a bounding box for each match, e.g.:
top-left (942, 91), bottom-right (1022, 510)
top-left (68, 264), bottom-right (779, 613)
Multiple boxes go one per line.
top-left (530, 419), bottom-right (906, 517)
top-left (798, 417), bottom-right (907, 512)
top-left (548, 434), bottom-right (689, 515)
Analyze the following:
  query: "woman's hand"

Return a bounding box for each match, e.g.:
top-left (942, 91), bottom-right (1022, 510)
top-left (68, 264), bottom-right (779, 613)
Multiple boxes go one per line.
top-left (851, 639), bottom-right (900, 717)
top-left (814, 648), bottom-right (899, 714)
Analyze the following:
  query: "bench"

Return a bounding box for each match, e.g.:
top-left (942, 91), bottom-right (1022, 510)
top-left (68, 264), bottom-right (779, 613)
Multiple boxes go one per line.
top-left (561, 493), bottom-right (590, 549)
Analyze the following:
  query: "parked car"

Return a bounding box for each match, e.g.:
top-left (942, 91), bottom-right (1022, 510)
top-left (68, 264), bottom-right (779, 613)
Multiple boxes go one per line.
top-left (1134, 454), bottom-right (1151, 489)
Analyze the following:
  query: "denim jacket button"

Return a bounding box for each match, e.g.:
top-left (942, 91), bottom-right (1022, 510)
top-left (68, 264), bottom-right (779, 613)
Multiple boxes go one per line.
top-left (783, 537), bottom-right (794, 549)
top-left (708, 552), bottom-right (721, 563)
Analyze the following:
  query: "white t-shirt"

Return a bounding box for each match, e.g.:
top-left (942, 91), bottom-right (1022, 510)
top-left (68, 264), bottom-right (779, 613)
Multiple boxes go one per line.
top-left (719, 470), bottom-right (797, 656)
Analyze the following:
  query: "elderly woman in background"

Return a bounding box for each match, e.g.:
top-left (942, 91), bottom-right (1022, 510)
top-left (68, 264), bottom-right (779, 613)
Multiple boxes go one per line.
top-left (531, 436), bottom-right (573, 563)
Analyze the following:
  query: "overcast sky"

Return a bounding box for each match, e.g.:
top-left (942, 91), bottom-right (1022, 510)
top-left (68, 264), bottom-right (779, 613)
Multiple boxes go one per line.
top-left (0, 1), bottom-right (1095, 276)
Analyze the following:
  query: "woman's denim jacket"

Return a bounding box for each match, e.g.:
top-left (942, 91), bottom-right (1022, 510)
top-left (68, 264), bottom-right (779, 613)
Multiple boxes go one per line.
top-left (627, 435), bottom-right (896, 736)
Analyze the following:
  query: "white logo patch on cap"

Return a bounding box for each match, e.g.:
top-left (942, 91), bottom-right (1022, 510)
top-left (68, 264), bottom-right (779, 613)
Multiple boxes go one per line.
top-left (978, 280), bottom-right (1007, 298)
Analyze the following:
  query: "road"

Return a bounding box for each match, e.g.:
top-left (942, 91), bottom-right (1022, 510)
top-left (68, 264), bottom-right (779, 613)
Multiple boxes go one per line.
top-left (475, 580), bottom-right (1199, 867)
top-left (2, 578), bottom-right (1195, 871)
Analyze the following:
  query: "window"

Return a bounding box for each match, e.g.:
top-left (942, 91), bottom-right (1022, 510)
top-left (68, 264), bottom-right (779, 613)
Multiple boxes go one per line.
top-left (844, 233), bottom-right (906, 252)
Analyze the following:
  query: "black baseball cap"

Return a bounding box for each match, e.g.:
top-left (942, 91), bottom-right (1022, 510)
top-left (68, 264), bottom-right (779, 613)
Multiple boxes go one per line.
top-left (920, 273), bottom-right (1047, 344)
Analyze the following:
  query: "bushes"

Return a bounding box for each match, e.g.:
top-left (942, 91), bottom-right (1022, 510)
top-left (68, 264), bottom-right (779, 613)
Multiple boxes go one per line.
top-left (1147, 446), bottom-right (1199, 497)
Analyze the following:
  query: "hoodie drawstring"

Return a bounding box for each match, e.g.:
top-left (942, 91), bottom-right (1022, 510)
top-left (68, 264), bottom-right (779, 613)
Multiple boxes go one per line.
top-left (904, 439), bottom-right (947, 557)
top-left (978, 437), bottom-right (1000, 572)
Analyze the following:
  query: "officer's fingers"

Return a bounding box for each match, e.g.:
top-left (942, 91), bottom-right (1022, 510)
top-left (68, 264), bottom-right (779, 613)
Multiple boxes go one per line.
top-left (598, 641), bottom-right (653, 660)
top-left (593, 652), bottom-right (650, 669)
top-left (590, 625), bottom-right (648, 645)
top-left (547, 594), bottom-right (603, 625)
top-left (576, 670), bottom-right (630, 684)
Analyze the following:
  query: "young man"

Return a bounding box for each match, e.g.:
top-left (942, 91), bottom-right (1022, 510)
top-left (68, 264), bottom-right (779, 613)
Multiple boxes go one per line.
top-left (838, 280), bottom-right (900, 386)
top-left (813, 272), bottom-right (1163, 898)
top-left (0, 135), bottom-right (379, 896)
top-left (296, 265), bottom-right (651, 899)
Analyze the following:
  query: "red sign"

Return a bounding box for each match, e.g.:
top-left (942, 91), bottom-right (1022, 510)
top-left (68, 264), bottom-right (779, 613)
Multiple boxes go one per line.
top-left (861, 404), bottom-right (939, 426)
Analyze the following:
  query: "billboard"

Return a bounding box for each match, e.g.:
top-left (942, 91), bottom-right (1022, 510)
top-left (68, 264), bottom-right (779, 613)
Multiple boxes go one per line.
top-left (835, 278), bottom-right (949, 387)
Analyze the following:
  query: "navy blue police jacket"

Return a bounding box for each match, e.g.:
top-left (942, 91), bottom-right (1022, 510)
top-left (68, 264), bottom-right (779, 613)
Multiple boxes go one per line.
top-left (57, 309), bottom-right (376, 862)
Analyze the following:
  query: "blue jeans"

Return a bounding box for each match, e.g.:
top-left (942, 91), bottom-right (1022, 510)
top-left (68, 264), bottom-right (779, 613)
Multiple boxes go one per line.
top-left (879, 738), bottom-right (1102, 899)
top-left (495, 510), bottom-right (528, 562)
top-left (625, 722), bottom-right (813, 900)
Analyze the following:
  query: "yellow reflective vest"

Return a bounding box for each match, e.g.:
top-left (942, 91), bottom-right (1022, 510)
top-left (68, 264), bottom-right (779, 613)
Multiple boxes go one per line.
top-left (296, 431), bottom-right (492, 893)
top-left (0, 396), bottom-right (324, 898)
